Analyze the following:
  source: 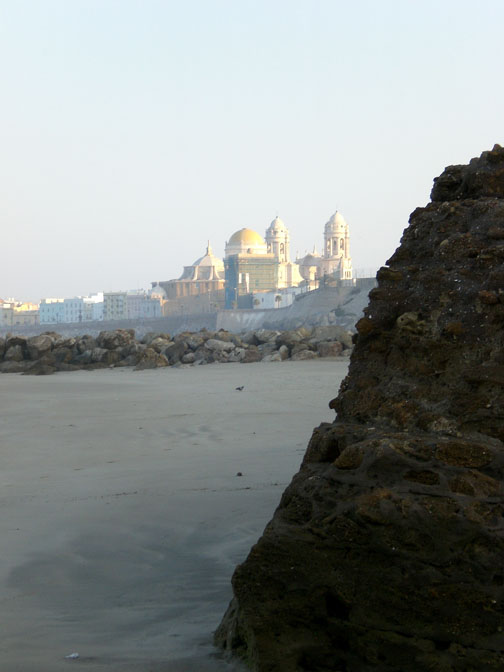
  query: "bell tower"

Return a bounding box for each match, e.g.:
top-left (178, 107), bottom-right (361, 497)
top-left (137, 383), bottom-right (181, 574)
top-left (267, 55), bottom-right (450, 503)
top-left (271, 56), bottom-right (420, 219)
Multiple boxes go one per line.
top-left (266, 216), bottom-right (290, 263)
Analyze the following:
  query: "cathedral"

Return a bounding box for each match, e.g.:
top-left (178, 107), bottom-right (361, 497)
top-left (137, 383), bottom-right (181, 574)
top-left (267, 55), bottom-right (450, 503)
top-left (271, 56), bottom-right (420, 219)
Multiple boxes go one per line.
top-left (224, 217), bottom-right (305, 307)
top-left (153, 210), bottom-right (353, 311)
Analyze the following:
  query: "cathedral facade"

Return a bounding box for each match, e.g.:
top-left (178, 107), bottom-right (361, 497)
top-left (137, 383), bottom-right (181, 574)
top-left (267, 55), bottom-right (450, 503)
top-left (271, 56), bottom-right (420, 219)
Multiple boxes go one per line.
top-left (224, 218), bottom-right (304, 308)
top-left (153, 210), bottom-right (353, 312)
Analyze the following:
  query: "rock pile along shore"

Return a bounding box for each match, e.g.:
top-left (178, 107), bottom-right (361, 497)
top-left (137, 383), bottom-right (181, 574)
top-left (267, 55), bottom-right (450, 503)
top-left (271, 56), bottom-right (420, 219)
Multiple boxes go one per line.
top-left (215, 145), bottom-right (504, 671)
top-left (0, 325), bottom-right (353, 375)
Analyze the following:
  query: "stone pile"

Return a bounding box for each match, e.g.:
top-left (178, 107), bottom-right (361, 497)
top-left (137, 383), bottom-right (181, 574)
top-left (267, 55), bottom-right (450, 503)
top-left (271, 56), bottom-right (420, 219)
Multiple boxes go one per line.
top-left (215, 146), bottom-right (504, 671)
top-left (0, 325), bottom-right (352, 375)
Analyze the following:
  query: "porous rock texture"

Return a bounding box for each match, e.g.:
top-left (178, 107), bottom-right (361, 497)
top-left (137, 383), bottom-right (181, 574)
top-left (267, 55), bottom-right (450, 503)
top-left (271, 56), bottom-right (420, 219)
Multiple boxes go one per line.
top-left (215, 146), bottom-right (504, 672)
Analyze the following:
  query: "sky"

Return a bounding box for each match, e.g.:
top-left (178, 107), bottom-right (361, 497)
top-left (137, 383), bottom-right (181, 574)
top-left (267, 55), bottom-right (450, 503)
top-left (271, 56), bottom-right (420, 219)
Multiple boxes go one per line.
top-left (1, 0), bottom-right (503, 302)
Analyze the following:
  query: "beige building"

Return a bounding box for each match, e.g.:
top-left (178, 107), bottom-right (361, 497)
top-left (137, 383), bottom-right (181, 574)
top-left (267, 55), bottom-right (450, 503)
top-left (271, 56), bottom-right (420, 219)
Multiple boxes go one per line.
top-left (12, 304), bottom-right (39, 326)
top-left (0, 300), bottom-right (14, 327)
top-left (265, 217), bottom-right (304, 288)
top-left (297, 211), bottom-right (353, 282)
top-left (103, 292), bottom-right (127, 321)
top-left (154, 243), bottom-right (226, 314)
top-left (224, 219), bottom-right (305, 308)
top-left (103, 291), bottom-right (162, 321)
top-left (151, 208), bottom-right (354, 314)
top-left (224, 228), bottom-right (277, 308)
top-left (0, 300), bottom-right (39, 327)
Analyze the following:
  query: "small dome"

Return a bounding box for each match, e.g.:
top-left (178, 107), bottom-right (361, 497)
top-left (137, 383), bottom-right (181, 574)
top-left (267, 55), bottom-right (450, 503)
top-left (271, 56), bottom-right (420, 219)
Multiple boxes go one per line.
top-left (150, 284), bottom-right (167, 298)
top-left (325, 211), bottom-right (348, 233)
top-left (192, 242), bottom-right (224, 269)
top-left (228, 228), bottom-right (266, 246)
top-left (267, 216), bottom-right (287, 232)
top-left (301, 253), bottom-right (319, 265)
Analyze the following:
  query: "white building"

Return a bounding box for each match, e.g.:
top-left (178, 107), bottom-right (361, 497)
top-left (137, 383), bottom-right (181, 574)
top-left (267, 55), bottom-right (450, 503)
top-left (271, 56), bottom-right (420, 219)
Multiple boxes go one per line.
top-left (0, 300), bottom-right (15, 327)
top-left (251, 285), bottom-right (306, 310)
top-left (297, 211), bottom-right (353, 282)
top-left (39, 298), bottom-right (65, 325)
top-left (83, 293), bottom-right (104, 321)
top-left (265, 217), bottom-right (304, 289)
top-left (103, 290), bottom-right (161, 321)
top-left (62, 297), bottom-right (85, 323)
top-left (40, 294), bottom-right (104, 324)
top-left (103, 292), bottom-right (127, 321)
top-left (126, 291), bottom-right (162, 319)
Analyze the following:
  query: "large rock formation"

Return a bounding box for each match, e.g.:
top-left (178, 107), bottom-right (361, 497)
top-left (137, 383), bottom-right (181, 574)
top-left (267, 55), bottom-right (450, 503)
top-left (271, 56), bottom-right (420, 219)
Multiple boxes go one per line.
top-left (215, 145), bottom-right (504, 671)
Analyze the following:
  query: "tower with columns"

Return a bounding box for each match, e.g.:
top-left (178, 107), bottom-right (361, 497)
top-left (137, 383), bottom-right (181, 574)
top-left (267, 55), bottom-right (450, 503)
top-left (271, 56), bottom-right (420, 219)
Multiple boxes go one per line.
top-left (265, 216), bottom-right (290, 263)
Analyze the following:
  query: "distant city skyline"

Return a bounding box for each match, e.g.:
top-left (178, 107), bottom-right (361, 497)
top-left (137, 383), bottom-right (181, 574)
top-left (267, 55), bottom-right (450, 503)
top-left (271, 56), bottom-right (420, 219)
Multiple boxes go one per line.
top-left (1, 0), bottom-right (503, 303)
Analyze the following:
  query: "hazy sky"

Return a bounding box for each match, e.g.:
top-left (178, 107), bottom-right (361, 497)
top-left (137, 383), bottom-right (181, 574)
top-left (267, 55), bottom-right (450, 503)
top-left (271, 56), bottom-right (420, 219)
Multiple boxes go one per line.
top-left (1, 0), bottom-right (503, 302)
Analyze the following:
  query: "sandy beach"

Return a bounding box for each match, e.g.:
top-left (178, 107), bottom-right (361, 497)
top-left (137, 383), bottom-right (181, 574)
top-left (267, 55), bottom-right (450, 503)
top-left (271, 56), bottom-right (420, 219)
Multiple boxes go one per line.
top-left (0, 359), bottom-right (348, 671)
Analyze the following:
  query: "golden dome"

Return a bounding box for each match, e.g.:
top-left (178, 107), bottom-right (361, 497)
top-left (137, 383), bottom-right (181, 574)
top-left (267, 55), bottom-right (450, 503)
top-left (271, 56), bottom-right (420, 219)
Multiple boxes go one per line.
top-left (228, 228), bottom-right (266, 246)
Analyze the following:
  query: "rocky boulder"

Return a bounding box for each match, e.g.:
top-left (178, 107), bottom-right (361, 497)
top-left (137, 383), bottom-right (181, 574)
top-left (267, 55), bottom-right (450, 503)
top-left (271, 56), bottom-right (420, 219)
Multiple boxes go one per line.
top-left (5, 335), bottom-right (26, 349)
top-left (164, 341), bottom-right (187, 364)
top-left (215, 146), bottom-right (504, 672)
top-left (290, 348), bottom-right (317, 361)
top-left (72, 349), bottom-right (93, 366)
top-left (76, 335), bottom-right (97, 354)
top-left (254, 329), bottom-right (280, 344)
top-left (278, 344), bottom-right (289, 360)
top-left (134, 348), bottom-right (168, 370)
top-left (214, 329), bottom-right (233, 342)
top-left (53, 336), bottom-right (76, 349)
top-left (227, 348), bottom-right (246, 363)
top-left (241, 347), bottom-right (262, 364)
top-left (257, 342), bottom-right (278, 357)
top-left (261, 352), bottom-right (282, 362)
top-left (96, 329), bottom-right (135, 350)
top-left (90, 347), bottom-right (121, 366)
top-left (275, 329), bottom-right (304, 354)
top-left (241, 330), bottom-right (259, 345)
top-left (52, 347), bottom-right (74, 365)
top-left (181, 351), bottom-right (196, 364)
top-left (185, 334), bottom-right (205, 350)
top-left (204, 338), bottom-right (235, 353)
top-left (311, 324), bottom-right (353, 349)
top-left (140, 331), bottom-right (170, 345)
top-left (26, 334), bottom-right (54, 360)
top-left (316, 340), bottom-right (343, 357)
top-left (0, 323), bottom-right (351, 374)
top-left (4, 345), bottom-right (25, 362)
top-left (149, 337), bottom-right (173, 353)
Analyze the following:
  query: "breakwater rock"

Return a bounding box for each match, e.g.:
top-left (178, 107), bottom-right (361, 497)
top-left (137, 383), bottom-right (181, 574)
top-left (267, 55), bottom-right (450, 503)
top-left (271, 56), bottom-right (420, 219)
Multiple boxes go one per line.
top-left (0, 325), bottom-right (352, 375)
top-left (215, 145), bottom-right (504, 671)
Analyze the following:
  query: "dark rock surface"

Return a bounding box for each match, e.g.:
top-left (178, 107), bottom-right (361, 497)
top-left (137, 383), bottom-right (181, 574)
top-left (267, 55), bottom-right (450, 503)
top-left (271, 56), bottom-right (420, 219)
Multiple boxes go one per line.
top-left (215, 146), bottom-right (504, 671)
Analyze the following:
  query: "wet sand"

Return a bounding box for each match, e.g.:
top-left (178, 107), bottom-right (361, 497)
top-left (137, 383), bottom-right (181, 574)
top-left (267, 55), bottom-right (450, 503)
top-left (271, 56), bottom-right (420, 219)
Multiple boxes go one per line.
top-left (0, 359), bottom-right (348, 671)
